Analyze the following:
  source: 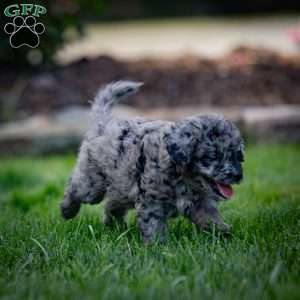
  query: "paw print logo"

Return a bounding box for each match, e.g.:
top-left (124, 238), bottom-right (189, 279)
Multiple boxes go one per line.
top-left (4, 16), bottom-right (45, 48)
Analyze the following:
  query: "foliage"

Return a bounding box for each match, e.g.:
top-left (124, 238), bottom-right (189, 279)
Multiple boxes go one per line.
top-left (0, 144), bottom-right (299, 299)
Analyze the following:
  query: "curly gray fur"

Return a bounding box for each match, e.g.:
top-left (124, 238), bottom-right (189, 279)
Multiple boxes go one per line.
top-left (61, 81), bottom-right (244, 243)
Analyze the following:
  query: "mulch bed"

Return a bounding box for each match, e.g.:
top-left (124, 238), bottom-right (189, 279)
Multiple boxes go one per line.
top-left (1, 46), bottom-right (300, 120)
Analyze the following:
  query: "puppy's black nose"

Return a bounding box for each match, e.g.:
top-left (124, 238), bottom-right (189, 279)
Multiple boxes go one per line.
top-left (233, 173), bottom-right (243, 182)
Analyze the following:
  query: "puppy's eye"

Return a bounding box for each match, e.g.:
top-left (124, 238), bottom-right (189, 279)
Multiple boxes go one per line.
top-left (216, 151), bottom-right (224, 160)
top-left (201, 154), bottom-right (210, 160)
top-left (200, 154), bottom-right (212, 167)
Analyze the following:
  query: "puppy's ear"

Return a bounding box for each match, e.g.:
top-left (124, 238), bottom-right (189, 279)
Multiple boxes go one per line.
top-left (164, 122), bottom-right (196, 166)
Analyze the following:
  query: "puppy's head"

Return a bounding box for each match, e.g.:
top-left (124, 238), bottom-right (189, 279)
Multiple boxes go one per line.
top-left (165, 115), bottom-right (244, 200)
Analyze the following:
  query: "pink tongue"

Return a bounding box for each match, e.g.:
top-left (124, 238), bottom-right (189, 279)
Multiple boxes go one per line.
top-left (216, 183), bottom-right (234, 199)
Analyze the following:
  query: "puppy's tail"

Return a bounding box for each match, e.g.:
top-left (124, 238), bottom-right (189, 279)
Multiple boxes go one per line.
top-left (91, 80), bottom-right (143, 119)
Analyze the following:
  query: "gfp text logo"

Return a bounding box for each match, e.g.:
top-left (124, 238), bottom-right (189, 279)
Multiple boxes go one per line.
top-left (4, 4), bottom-right (47, 48)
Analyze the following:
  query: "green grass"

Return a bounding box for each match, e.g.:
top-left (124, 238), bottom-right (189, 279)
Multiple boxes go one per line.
top-left (0, 144), bottom-right (299, 300)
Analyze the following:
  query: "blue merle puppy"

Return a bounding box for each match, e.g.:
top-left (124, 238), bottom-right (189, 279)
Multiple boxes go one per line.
top-left (61, 81), bottom-right (244, 243)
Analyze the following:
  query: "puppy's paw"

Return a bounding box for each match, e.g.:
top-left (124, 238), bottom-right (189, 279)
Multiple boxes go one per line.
top-left (217, 222), bottom-right (232, 233)
top-left (104, 215), bottom-right (127, 230)
top-left (60, 200), bottom-right (81, 219)
top-left (196, 219), bottom-right (232, 236)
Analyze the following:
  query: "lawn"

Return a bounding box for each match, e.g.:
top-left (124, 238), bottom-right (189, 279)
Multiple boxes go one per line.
top-left (0, 144), bottom-right (299, 300)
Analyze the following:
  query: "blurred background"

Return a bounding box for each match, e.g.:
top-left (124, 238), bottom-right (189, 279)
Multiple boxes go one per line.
top-left (0, 0), bottom-right (300, 154)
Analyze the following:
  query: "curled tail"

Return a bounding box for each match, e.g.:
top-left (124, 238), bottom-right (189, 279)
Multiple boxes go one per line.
top-left (91, 80), bottom-right (143, 120)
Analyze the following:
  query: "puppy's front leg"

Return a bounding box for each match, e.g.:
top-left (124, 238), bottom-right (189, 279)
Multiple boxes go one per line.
top-left (136, 202), bottom-right (167, 244)
top-left (192, 201), bottom-right (231, 233)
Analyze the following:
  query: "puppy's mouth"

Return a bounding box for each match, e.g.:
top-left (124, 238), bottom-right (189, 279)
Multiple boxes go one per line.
top-left (215, 182), bottom-right (234, 199)
top-left (204, 176), bottom-right (234, 199)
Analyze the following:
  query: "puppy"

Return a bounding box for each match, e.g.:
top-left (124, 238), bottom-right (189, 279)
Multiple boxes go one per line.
top-left (61, 81), bottom-right (244, 243)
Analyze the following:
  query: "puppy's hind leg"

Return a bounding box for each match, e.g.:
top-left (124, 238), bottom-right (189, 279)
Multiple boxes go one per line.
top-left (104, 199), bottom-right (133, 227)
top-left (136, 202), bottom-right (168, 244)
top-left (60, 177), bottom-right (81, 219)
top-left (61, 147), bottom-right (107, 219)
